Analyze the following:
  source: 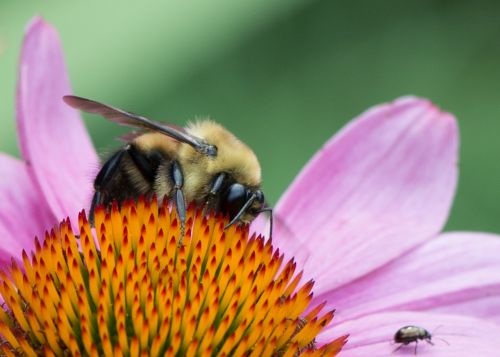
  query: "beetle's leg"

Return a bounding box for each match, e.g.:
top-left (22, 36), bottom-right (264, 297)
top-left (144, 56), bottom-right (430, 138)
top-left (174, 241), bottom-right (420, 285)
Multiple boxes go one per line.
top-left (414, 340), bottom-right (418, 355)
top-left (90, 149), bottom-right (127, 224)
top-left (171, 160), bottom-right (186, 243)
top-left (392, 344), bottom-right (403, 353)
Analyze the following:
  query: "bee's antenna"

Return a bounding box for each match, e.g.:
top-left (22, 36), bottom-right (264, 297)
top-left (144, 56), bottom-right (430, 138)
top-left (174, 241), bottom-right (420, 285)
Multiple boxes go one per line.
top-left (225, 194), bottom-right (256, 230)
top-left (257, 207), bottom-right (273, 238)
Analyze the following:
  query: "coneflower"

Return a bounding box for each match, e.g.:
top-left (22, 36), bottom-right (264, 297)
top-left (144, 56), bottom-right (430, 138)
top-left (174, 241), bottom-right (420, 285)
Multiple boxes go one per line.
top-left (1, 16), bottom-right (500, 356)
top-left (0, 198), bottom-right (346, 356)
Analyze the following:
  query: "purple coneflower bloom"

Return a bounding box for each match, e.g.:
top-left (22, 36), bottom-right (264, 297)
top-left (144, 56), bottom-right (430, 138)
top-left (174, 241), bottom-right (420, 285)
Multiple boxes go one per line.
top-left (0, 17), bottom-right (499, 355)
top-left (263, 97), bottom-right (500, 355)
top-left (1, 17), bottom-right (98, 265)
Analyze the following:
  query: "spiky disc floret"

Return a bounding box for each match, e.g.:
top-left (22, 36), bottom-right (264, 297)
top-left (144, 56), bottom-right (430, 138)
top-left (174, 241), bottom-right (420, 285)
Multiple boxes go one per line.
top-left (0, 197), bottom-right (346, 356)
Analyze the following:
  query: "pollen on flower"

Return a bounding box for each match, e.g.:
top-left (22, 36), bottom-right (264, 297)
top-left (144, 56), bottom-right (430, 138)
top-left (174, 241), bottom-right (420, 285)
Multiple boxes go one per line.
top-left (0, 197), bottom-right (347, 356)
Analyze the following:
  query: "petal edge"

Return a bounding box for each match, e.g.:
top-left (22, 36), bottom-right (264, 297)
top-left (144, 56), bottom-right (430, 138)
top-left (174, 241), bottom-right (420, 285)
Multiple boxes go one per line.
top-left (275, 97), bottom-right (459, 293)
top-left (16, 17), bottom-right (99, 222)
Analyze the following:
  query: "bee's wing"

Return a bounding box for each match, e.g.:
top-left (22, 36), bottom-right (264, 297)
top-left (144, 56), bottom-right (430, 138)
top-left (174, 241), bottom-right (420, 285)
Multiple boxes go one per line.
top-left (116, 131), bottom-right (145, 143)
top-left (63, 95), bottom-right (217, 157)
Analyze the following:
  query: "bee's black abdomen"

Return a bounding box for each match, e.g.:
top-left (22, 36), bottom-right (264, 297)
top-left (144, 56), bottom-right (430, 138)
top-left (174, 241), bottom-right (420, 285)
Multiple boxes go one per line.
top-left (90, 145), bottom-right (164, 224)
top-left (128, 144), bottom-right (163, 183)
top-left (94, 149), bottom-right (126, 190)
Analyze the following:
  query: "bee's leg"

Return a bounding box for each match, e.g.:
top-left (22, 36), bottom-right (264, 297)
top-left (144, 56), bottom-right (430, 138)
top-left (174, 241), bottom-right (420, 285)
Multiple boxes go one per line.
top-left (92, 145), bottom-right (162, 225)
top-left (204, 172), bottom-right (227, 215)
top-left (171, 161), bottom-right (186, 243)
top-left (91, 149), bottom-right (127, 224)
top-left (89, 192), bottom-right (102, 224)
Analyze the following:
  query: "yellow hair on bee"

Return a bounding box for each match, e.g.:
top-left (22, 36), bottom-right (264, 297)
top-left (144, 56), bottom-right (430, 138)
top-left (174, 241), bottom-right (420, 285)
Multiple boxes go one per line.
top-left (173, 120), bottom-right (261, 203)
top-left (187, 120), bottom-right (260, 182)
top-left (64, 94), bottom-right (266, 230)
top-left (133, 132), bottom-right (179, 154)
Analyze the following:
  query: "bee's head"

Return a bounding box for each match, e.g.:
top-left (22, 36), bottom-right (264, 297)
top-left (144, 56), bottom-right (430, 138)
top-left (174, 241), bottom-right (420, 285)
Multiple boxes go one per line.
top-left (222, 183), bottom-right (267, 228)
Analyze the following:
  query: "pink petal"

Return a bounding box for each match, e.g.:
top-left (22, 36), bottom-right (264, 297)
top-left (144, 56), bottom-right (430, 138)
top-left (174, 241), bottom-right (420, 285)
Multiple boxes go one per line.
top-left (16, 17), bottom-right (98, 223)
top-left (274, 97), bottom-right (458, 293)
top-left (0, 153), bottom-right (56, 258)
top-left (320, 311), bottom-right (500, 356)
top-left (317, 232), bottom-right (500, 325)
top-left (430, 295), bottom-right (500, 326)
top-left (0, 248), bottom-right (16, 270)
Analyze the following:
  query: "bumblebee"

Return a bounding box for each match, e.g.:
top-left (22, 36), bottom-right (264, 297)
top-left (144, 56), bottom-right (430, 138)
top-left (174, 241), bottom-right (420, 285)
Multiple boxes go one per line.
top-left (64, 96), bottom-right (270, 235)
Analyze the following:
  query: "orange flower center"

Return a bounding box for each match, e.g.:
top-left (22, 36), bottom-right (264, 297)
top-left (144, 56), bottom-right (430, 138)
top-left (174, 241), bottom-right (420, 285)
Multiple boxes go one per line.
top-left (0, 198), bottom-right (346, 356)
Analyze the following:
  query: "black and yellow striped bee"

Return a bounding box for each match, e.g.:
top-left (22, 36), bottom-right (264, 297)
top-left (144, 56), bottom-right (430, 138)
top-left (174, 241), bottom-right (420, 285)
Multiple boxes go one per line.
top-left (64, 96), bottom-right (270, 234)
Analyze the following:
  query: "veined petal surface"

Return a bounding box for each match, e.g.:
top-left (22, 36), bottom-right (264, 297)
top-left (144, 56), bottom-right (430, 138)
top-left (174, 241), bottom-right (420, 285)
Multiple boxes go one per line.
top-left (321, 311), bottom-right (500, 356)
top-left (16, 17), bottom-right (98, 223)
top-left (275, 97), bottom-right (458, 294)
top-left (315, 232), bottom-right (500, 325)
top-left (0, 153), bottom-right (56, 257)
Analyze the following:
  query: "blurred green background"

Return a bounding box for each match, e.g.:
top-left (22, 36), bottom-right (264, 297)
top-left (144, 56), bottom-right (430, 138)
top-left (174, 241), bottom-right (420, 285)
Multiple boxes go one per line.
top-left (1, 1), bottom-right (499, 233)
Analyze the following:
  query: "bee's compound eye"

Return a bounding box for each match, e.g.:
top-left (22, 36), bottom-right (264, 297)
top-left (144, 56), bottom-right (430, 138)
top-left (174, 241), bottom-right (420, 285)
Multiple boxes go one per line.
top-left (255, 190), bottom-right (265, 204)
top-left (222, 183), bottom-right (248, 218)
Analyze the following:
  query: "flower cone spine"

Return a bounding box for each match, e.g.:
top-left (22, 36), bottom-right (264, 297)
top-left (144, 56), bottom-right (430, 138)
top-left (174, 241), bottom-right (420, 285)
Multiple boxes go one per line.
top-left (0, 197), bottom-right (346, 356)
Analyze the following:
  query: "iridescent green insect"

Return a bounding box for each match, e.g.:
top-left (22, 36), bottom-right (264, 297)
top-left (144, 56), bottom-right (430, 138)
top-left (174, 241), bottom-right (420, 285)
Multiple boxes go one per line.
top-left (393, 325), bottom-right (433, 354)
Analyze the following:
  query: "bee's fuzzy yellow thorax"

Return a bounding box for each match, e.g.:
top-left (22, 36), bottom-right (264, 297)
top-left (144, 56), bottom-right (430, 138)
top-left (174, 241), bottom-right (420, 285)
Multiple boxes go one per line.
top-left (185, 120), bottom-right (261, 186)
